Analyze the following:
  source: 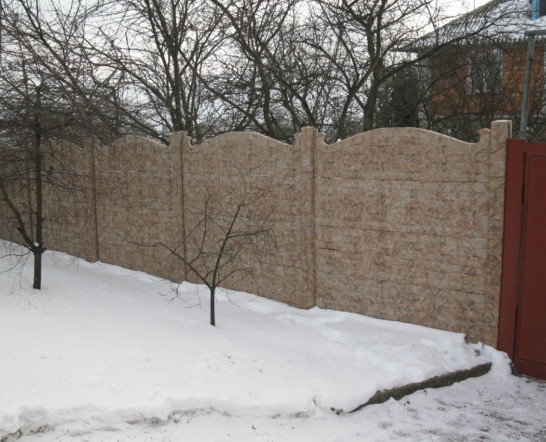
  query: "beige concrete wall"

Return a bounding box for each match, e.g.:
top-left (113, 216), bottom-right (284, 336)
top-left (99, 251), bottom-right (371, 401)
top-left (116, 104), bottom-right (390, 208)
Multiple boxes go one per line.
top-left (180, 129), bottom-right (315, 308)
top-left (94, 134), bottom-right (184, 281)
top-left (42, 139), bottom-right (98, 263)
top-left (0, 122), bottom-right (511, 345)
top-left (314, 122), bottom-right (511, 345)
top-left (0, 141), bottom-right (31, 245)
top-left (0, 140), bottom-right (97, 262)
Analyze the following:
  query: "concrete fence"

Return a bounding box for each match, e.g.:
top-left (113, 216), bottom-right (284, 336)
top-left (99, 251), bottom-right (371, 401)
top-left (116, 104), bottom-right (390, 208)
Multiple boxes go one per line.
top-left (0, 121), bottom-right (512, 346)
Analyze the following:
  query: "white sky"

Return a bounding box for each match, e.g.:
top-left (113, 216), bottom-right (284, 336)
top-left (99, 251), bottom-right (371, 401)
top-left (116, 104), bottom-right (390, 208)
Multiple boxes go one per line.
top-left (442, 0), bottom-right (494, 15)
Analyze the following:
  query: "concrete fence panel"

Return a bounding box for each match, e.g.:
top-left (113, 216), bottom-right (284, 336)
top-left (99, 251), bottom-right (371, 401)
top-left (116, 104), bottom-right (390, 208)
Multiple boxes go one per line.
top-left (0, 121), bottom-right (511, 345)
top-left (94, 135), bottom-right (184, 281)
top-left (180, 129), bottom-right (315, 308)
top-left (313, 122), bottom-right (510, 344)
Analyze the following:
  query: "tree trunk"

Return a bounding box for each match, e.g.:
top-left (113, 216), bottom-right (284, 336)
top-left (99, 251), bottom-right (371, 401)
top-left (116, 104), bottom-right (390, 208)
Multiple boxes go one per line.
top-left (363, 90), bottom-right (378, 132)
top-left (33, 128), bottom-right (44, 290)
top-left (210, 287), bottom-right (216, 326)
top-left (33, 248), bottom-right (43, 289)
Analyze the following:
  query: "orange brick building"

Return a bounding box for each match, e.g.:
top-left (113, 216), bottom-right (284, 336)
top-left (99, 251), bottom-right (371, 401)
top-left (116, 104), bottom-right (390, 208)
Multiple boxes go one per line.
top-left (429, 44), bottom-right (543, 114)
top-left (408, 0), bottom-right (546, 139)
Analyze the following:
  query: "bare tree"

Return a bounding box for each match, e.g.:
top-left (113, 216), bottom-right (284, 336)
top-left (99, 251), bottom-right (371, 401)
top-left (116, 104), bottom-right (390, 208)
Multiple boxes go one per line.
top-left (303, 0), bottom-right (440, 138)
top-left (0, 72), bottom-right (70, 289)
top-left (155, 166), bottom-right (276, 326)
top-left (0, 0), bottom-right (120, 288)
top-left (90, 0), bottom-right (228, 143)
top-left (207, 0), bottom-right (459, 141)
top-left (205, 0), bottom-right (303, 140)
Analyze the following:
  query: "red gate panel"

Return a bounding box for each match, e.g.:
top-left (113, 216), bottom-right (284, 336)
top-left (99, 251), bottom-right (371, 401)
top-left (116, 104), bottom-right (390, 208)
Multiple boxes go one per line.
top-left (515, 144), bottom-right (546, 378)
top-left (499, 140), bottom-right (546, 380)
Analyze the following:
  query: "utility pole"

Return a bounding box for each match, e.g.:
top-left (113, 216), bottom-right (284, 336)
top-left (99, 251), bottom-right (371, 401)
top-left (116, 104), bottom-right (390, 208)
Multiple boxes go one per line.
top-left (519, 29), bottom-right (546, 139)
top-left (0, 0), bottom-right (3, 65)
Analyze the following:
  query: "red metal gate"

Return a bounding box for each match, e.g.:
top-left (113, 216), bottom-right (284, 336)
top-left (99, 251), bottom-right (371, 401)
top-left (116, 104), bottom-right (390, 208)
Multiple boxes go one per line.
top-left (499, 140), bottom-right (546, 380)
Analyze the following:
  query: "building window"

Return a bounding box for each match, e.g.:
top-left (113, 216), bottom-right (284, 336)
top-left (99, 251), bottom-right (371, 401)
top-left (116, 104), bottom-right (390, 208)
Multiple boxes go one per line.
top-left (467, 48), bottom-right (502, 94)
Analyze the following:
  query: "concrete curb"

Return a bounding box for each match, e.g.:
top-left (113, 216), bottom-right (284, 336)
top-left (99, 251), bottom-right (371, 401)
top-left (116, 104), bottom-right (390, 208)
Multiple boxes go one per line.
top-left (348, 362), bottom-right (492, 413)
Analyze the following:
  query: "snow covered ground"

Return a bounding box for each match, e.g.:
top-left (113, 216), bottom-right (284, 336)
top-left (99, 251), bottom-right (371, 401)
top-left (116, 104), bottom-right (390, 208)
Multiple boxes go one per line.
top-left (1, 243), bottom-right (545, 441)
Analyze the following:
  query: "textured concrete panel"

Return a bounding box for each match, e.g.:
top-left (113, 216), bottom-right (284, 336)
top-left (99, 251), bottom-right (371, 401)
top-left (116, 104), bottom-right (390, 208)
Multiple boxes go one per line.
top-left (314, 124), bottom-right (510, 345)
top-left (0, 122), bottom-right (510, 345)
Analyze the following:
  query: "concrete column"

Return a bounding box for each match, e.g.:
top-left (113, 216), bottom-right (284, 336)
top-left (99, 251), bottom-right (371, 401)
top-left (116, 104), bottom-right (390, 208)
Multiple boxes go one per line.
top-left (86, 137), bottom-right (100, 263)
top-left (294, 126), bottom-right (316, 308)
top-left (484, 120), bottom-right (512, 346)
top-left (170, 131), bottom-right (187, 282)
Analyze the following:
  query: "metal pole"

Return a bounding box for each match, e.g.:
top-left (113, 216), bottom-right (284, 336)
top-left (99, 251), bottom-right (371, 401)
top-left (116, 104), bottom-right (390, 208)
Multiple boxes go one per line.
top-left (519, 35), bottom-right (535, 139)
top-left (519, 29), bottom-right (546, 139)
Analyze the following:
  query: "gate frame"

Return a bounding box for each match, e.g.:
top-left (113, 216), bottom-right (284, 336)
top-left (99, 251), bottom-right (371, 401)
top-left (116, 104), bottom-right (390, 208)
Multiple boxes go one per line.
top-left (497, 138), bottom-right (526, 359)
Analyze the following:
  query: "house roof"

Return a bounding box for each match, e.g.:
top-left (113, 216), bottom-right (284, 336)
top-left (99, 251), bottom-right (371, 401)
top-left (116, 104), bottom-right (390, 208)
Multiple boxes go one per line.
top-left (407, 0), bottom-right (546, 52)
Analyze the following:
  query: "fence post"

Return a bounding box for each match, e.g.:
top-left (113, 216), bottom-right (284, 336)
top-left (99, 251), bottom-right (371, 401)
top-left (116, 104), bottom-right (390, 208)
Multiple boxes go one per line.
top-left (170, 131), bottom-right (187, 282)
top-left (484, 120), bottom-right (512, 346)
top-left (295, 126), bottom-right (316, 308)
top-left (86, 137), bottom-right (100, 263)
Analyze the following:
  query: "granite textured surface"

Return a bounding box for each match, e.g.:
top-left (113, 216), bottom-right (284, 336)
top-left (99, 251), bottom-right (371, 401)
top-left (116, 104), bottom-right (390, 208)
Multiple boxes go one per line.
top-left (0, 122), bottom-right (511, 345)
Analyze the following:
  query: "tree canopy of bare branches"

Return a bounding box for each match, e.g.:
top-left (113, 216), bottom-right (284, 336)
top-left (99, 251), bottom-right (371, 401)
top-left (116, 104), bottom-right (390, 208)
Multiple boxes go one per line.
top-left (0, 0), bottom-right (121, 288)
top-left (1, 0), bottom-right (531, 289)
top-left (2, 0), bottom-right (529, 144)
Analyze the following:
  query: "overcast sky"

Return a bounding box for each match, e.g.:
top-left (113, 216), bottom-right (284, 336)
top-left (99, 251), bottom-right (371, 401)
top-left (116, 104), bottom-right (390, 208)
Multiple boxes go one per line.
top-left (443, 0), bottom-right (493, 14)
